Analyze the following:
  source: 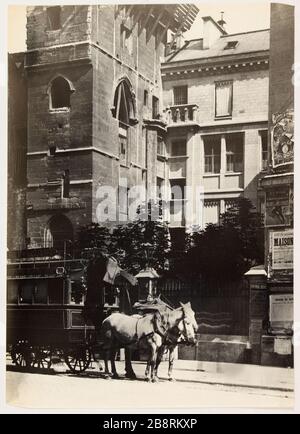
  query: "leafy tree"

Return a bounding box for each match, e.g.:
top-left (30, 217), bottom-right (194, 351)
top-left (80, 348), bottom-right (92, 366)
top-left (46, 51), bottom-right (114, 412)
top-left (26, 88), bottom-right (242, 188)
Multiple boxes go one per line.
top-left (77, 201), bottom-right (171, 274)
top-left (185, 198), bottom-right (264, 282)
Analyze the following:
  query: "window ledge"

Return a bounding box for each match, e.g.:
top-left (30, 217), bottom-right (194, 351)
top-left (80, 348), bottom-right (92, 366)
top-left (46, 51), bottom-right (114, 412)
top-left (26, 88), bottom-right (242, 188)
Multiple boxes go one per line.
top-left (157, 154), bottom-right (167, 162)
top-left (168, 155), bottom-right (188, 159)
top-left (214, 115), bottom-right (232, 121)
top-left (203, 173), bottom-right (221, 177)
top-left (49, 107), bottom-right (70, 113)
top-left (120, 163), bottom-right (130, 169)
top-left (225, 171), bottom-right (243, 176)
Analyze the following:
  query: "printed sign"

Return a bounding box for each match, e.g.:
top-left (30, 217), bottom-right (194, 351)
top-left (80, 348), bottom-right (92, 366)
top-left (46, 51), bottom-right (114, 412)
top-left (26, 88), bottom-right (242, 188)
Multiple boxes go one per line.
top-left (271, 109), bottom-right (294, 167)
top-left (265, 187), bottom-right (291, 227)
top-left (270, 230), bottom-right (293, 270)
top-left (269, 294), bottom-right (293, 328)
top-left (274, 337), bottom-right (292, 355)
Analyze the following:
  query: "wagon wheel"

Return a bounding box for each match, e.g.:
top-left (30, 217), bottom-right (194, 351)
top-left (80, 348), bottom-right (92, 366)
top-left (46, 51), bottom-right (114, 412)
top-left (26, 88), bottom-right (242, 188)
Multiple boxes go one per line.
top-left (65, 346), bottom-right (91, 374)
top-left (31, 347), bottom-right (52, 370)
top-left (11, 340), bottom-right (34, 368)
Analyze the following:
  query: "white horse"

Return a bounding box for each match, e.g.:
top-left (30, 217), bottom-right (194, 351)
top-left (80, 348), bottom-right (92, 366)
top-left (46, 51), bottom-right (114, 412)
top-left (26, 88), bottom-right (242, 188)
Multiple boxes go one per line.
top-left (100, 302), bottom-right (197, 382)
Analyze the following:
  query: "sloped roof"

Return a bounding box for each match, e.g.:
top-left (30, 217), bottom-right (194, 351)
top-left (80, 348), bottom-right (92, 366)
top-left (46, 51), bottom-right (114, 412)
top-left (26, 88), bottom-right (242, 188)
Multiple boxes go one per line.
top-left (166, 28), bottom-right (270, 63)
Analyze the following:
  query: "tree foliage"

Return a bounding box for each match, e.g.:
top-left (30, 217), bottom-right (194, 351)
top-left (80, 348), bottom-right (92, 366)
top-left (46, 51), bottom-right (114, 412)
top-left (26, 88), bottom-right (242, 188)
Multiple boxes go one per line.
top-left (77, 201), bottom-right (171, 275)
top-left (185, 198), bottom-right (264, 282)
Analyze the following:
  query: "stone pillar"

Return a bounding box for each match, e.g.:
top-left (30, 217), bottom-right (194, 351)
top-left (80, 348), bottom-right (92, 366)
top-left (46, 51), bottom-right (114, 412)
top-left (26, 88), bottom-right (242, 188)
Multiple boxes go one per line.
top-left (245, 266), bottom-right (268, 364)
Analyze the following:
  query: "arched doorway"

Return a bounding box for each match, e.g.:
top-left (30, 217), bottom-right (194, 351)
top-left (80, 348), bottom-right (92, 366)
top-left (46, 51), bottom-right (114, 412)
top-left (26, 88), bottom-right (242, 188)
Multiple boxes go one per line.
top-left (44, 214), bottom-right (74, 251)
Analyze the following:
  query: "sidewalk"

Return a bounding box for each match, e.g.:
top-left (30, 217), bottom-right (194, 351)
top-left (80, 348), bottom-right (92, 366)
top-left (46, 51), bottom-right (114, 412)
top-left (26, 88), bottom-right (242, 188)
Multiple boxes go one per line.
top-left (129, 360), bottom-right (294, 392)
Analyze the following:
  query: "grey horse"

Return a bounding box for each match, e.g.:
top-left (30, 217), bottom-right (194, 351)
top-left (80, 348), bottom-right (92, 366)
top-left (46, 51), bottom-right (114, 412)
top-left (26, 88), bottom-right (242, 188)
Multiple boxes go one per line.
top-left (145, 302), bottom-right (198, 381)
top-left (100, 301), bottom-right (197, 382)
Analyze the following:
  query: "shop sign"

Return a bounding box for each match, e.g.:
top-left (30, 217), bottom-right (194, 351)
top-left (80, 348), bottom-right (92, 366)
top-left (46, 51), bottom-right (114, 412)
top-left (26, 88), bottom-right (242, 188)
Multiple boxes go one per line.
top-left (269, 294), bottom-right (293, 328)
top-left (271, 109), bottom-right (294, 167)
top-left (270, 230), bottom-right (293, 270)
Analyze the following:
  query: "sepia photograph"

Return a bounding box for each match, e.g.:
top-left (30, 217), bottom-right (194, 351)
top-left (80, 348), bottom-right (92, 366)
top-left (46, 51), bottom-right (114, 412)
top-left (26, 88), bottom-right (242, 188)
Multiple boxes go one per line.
top-left (2, 0), bottom-right (297, 414)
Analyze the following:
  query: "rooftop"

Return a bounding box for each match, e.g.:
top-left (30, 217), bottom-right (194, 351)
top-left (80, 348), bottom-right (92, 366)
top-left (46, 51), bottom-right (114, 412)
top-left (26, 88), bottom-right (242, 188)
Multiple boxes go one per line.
top-left (165, 28), bottom-right (270, 64)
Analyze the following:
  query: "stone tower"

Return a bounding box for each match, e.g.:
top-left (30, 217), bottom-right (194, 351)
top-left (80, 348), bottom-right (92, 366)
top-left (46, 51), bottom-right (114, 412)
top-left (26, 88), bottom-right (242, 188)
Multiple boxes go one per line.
top-left (24, 4), bottom-right (198, 250)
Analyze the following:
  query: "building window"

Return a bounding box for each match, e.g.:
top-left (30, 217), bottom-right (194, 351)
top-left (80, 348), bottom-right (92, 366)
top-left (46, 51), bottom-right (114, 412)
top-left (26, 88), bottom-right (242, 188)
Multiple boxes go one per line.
top-left (113, 79), bottom-right (136, 125)
top-left (203, 200), bottom-right (220, 227)
top-left (50, 76), bottom-right (72, 109)
top-left (157, 177), bottom-right (164, 198)
top-left (152, 96), bottom-right (160, 119)
top-left (204, 136), bottom-right (221, 173)
top-left (113, 79), bottom-right (136, 164)
top-left (48, 145), bottom-right (57, 156)
top-left (120, 24), bottom-right (133, 55)
top-left (157, 136), bottom-right (165, 157)
top-left (119, 125), bottom-right (128, 165)
top-left (215, 81), bottom-right (233, 118)
top-left (47, 6), bottom-right (61, 31)
top-left (226, 133), bottom-right (244, 172)
top-left (144, 90), bottom-right (148, 106)
top-left (260, 130), bottom-right (268, 170)
top-left (119, 185), bottom-right (129, 217)
top-left (170, 179), bottom-right (185, 200)
top-left (173, 86), bottom-right (188, 105)
top-left (224, 40), bottom-right (238, 50)
top-left (62, 169), bottom-right (70, 198)
top-left (171, 139), bottom-right (186, 157)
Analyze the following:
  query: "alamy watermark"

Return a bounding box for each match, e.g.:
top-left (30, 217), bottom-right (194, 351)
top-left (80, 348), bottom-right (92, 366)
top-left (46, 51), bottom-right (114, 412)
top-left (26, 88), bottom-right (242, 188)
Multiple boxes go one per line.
top-left (95, 178), bottom-right (205, 225)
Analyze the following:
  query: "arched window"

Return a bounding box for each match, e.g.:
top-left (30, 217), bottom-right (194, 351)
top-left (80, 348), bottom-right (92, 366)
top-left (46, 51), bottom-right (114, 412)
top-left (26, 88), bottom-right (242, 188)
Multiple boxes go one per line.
top-left (112, 79), bottom-right (136, 125)
top-left (112, 79), bottom-right (137, 165)
top-left (49, 76), bottom-right (73, 109)
top-left (44, 214), bottom-right (74, 251)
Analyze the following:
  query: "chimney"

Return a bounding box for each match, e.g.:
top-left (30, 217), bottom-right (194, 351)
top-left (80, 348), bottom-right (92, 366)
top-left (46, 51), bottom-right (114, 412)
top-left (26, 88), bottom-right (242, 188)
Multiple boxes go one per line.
top-left (217, 12), bottom-right (227, 31)
top-left (202, 16), bottom-right (227, 49)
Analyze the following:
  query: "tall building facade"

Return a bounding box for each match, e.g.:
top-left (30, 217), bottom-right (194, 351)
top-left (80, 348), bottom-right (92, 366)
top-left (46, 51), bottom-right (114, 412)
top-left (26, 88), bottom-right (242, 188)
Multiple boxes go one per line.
top-left (260, 3), bottom-right (294, 367)
top-left (161, 16), bottom-right (269, 244)
top-left (23, 4), bottom-right (198, 250)
top-left (7, 53), bottom-right (27, 250)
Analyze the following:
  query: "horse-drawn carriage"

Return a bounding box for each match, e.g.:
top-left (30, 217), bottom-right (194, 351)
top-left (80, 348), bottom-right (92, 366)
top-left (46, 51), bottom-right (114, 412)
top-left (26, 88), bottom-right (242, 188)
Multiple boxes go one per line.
top-left (7, 249), bottom-right (198, 381)
top-left (6, 249), bottom-right (121, 374)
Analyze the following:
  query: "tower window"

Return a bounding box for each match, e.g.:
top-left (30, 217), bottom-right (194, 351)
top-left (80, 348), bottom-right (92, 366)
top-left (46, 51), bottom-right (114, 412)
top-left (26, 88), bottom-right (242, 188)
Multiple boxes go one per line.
top-left (48, 146), bottom-right (57, 156)
top-left (113, 80), bottom-right (135, 125)
top-left (144, 90), bottom-right (148, 106)
top-left (47, 6), bottom-right (61, 31)
top-left (152, 96), bottom-right (159, 119)
top-left (62, 170), bottom-right (70, 198)
top-left (171, 139), bottom-right (186, 157)
top-left (50, 76), bottom-right (72, 109)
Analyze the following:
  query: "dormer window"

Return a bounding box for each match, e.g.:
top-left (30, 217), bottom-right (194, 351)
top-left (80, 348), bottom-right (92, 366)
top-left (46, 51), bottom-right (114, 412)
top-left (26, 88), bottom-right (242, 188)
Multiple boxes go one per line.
top-left (47, 6), bottom-right (61, 31)
top-left (224, 40), bottom-right (238, 50)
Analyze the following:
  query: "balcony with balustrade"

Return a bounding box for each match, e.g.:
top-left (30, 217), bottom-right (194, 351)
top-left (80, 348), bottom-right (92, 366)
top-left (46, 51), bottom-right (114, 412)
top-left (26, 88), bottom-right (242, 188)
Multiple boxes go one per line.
top-left (163, 104), bottom-right (200, 128)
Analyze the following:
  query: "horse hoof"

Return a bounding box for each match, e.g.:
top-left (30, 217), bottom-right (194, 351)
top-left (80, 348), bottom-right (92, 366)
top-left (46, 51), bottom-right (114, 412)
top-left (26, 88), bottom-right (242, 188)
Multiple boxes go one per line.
top-left (125, 372), bottom-right (137, 380)
top-left (112, 373), bottom-right (120, 379)
top-left (145, 377), bottom-right (150, 382)
top-left (152, 377), bottom-right (159, 383)
top-left (168, 377), bottom-right (176, 382)
top-left (104, 374), bottom-right (111, 380)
